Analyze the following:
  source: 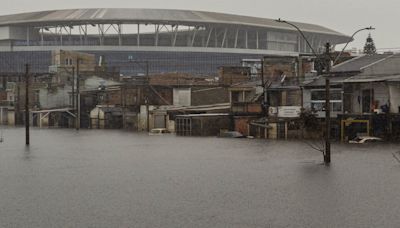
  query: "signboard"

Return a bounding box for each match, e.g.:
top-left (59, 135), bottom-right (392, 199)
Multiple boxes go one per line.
top-left (277, 106), bottom-right (302, 118)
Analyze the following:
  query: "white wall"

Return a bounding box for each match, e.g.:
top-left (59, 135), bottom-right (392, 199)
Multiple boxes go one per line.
top-left (173, 88), bottom-right (191, 106)
top-left (303, 88), bottom-right (343, 118)
top-left (39, 86), bottom-right (71, 109)
top-left (389, 84), bottom-right (400, 113)
top-left (0, 107), bottom-right (7, 125)
top-left (0, 26), bottom-right (39, 41)
top-left (350, 82), bottom-right (388, 113)
top-left (0, 27), bottom-right (10, 40)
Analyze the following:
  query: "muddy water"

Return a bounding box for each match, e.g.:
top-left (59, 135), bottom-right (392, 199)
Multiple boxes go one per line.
top-left (0, 128), bottom-right (399, 228)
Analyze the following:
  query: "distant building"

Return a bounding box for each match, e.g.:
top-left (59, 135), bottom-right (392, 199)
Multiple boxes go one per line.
top-left (0, 8), bottom-right (349, 75)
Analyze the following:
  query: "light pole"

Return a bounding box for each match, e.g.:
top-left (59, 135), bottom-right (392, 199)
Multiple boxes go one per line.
top-left (276, 18), bottom-right (332, 164)
top-left (276, 18), bottom-right (375, 164)
top-left (333, 26), bottom-right (375, 65)
top-left (275, 18), bottom-right (319, 57)
top-left (76, 58), bottom-right (80, 131)
top-left (25, 64), bottom-right (30, 146)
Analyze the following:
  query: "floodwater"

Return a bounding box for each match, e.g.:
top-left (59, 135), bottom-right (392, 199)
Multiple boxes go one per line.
top-left (0, 128), bottom-right (400, 228)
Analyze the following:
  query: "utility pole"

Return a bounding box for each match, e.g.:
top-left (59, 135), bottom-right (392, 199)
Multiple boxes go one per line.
top-left (145, 97), bottom-right (150, 132)
top-left (71, 67), bottom-right (75, 127)
top-left (76, 59), bottom-right (80, 130)
top-left (16, 75), bottom-right (21, 125)
top-left (146, 61), bottom-right (150, 132)
top-left (71, 67), bottom-right (75, 110)
top-left (260, 58), bottom-right (268, 116)
top-left (25, 64), bottom-right (30, 145)
top-left (324, 43), bottom-right (331, 164)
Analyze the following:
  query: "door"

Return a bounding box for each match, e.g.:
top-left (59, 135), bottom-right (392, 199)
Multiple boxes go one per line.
top-left (154, 115), bottom-right (166, 129)
top-left (362, 89), bottom-right (373, 113)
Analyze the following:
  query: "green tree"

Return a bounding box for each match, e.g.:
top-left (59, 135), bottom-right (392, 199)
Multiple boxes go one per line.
top-left (363, 33), bottom-right (377, 55)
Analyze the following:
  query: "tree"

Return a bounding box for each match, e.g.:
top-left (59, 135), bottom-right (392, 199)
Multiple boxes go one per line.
top-left (363, 33), bottom-right (377, 55)
top-left (300, 108), bottom-right (325, 153)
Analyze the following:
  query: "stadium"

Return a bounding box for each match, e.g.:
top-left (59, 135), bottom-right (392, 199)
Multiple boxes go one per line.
top-left (0, 8), bottom-right (350, 75)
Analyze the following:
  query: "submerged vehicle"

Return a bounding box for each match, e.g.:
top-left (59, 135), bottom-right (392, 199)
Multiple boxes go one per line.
top-left (349, 136), bottom-right (383, 144)
top-left (219, 131), bottom-right (245, 138)
top-left (149, 128), bottom-right (171, 136)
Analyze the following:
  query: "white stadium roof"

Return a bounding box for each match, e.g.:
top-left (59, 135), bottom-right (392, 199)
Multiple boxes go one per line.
top-left (0, 8), bottom-right (347, 37)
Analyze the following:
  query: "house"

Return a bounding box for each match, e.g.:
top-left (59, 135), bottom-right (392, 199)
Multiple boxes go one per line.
top-left (340, 74), bottom-right (400, 141)
top-left (225, 55), bottom-right (315, 139)
top-left (51, 50), bottom-right (96, 73)
top-left (134, 73), bottom-right (230, 132)
top-left (90, 105), bottom-right (123, 129)
top-left (263, 56), bottom-right (314, 139)
top-left (228, 80), bottom-right (264, 137)
top-left (175, 113), bottom-right (232, 136)
top-left (218, 66), bottom-right (251, 85)
top-left (303, 54), bottom-right (395, 118)
top-left (142, 103), bottom-right (231, 133)
top-left (302, 54), bottom-right (400, 141)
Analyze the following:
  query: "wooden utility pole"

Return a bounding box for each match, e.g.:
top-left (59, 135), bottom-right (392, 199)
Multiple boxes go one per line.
top-left (146, 61), bottom-right (150, 132)
top-left (76, 59), bottom-right (80, 130)
top-left (71, 67), bottom-right (75, 111)
top-left (324, 43), bottom-right (331, 164)
top-left (261, 58), bottom-right (265, 113)
top-left (25, 64), bottom-right (30, 145)
top-left (146, 97), bottom-right (150, 132)
top-left (16, 75), bottom-right (21, 125)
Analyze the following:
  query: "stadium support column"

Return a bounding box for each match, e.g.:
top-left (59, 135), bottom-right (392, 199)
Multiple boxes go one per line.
top-left (40, 27), bottom-right (44, 46)
top-left (245, 30), bottom-right (248, 49)
top-left (26, 27), bottom-right (30, 46)
top-left (206, 28), bottom-right (213, 47)
top-left (173, 25), bottom-right (179, 47)
top-left (256, 31), bottom-right (259, 49)
top-left (137, 24), bottom-right (140, 47)
top-left (118, 24), bottom-right (122, 46)
top-left (234, 29), bottom-right (239, 48)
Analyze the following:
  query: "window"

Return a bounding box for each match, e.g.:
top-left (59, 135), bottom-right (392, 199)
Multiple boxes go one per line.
top-left (65, 58), bottom-right (73, 65)
top-left (310, 89), bottom-right (342, 112)
top-left (231, 91), bottom-right (240, 103)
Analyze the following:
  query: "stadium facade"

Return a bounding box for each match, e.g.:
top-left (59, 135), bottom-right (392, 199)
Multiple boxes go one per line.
top-left (0, 8), bottom-right (350, 75)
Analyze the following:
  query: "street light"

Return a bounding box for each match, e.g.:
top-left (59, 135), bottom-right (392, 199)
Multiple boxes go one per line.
top-left (275, 18), bottom-right (319, 57)
top-left (333, 26), bottom-right (375, 65)
top-left (276, 18), bottom-right (332, 164)
top-left (275, 18), bottom-right (375, 165)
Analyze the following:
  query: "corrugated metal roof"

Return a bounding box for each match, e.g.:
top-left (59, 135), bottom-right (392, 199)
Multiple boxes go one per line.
top-left (0, 8), bottom-right (347, 37)
top-left (332, 54), bottom-right (393, 73)
top-left (343, 74), bottom-right (400, 83)
top-left (302, 76), bottom-right (348, 87)
top-left (156, 103), bottom-right (230, 112)
top-left (176, 113), bottom-right (230, 118)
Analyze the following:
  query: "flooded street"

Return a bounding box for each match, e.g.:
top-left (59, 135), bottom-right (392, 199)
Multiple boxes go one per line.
top-left (1, 128), bottom-right (400, 228)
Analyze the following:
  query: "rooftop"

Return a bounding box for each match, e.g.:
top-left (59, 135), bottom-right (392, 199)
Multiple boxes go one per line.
top-left (0, 8), bottom-right (347, 37)
top-left (332, 54), bottom-right (394, 73)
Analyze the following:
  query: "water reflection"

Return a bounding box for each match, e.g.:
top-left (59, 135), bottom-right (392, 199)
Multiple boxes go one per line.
top-left (0, 128), bottom-right (399, 228)
top-left (22, 146), bottom-right (32, 161)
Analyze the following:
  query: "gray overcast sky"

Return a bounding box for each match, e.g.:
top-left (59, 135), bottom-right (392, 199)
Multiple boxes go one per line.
top-left (0, 0), bottom-right (397, 51)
